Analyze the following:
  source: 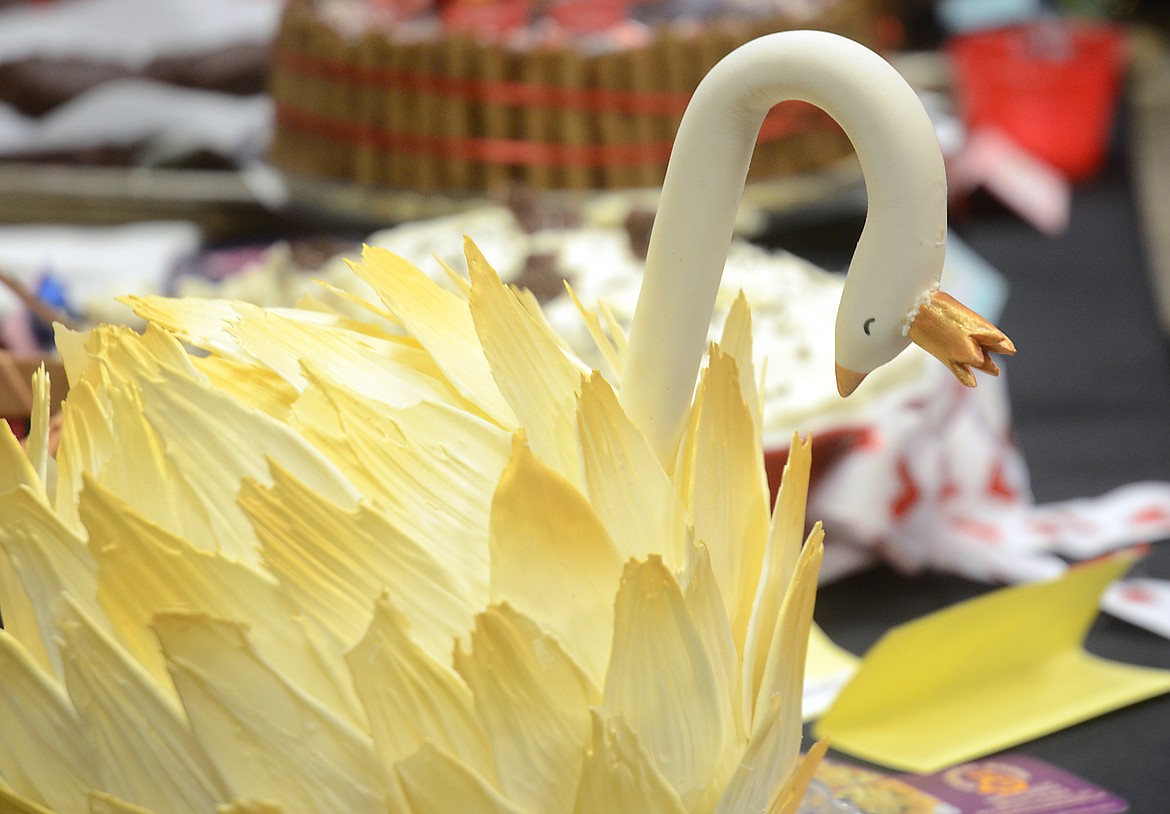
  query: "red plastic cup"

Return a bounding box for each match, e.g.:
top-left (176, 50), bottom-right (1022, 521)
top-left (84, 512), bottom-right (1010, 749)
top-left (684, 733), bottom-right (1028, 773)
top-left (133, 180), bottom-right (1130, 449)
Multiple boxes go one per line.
top-left (948, 22), bottom-right (1127, 181)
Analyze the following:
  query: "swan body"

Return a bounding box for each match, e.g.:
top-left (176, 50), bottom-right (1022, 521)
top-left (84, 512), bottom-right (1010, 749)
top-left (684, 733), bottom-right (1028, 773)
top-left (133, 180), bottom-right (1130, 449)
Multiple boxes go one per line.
top-left (620, 31), bottom-right (1013, 463)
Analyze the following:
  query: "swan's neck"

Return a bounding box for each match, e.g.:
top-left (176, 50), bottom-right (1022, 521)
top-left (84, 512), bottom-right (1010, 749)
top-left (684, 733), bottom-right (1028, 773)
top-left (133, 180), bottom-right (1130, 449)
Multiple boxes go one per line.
top-left (619, 31), bottom-right (947, 463)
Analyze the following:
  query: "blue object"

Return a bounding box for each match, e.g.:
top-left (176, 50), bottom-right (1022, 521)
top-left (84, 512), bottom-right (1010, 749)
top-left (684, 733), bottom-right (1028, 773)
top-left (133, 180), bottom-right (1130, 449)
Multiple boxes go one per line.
top-left (30, 272), bottom-right (74, 349)
top-left (35, 273), bottom-right (70, 311)
top-left (941, 231), bottom-right (1010, 323)
top-left (937, 0), bottom-right (1045, 34)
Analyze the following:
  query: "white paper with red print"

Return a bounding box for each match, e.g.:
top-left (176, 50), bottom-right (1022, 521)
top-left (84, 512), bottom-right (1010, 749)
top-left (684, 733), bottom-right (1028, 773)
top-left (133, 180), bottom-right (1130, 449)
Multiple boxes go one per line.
top-left (1102, 578), bottom-right (1170, 638)
top-left (807, 369), bottom-right (1170, 639)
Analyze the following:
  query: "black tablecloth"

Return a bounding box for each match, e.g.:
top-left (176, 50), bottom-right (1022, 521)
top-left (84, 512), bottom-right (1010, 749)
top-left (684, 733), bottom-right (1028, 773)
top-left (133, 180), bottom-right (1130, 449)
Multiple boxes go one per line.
top-left (797, 161), bottom-right (1170, 810)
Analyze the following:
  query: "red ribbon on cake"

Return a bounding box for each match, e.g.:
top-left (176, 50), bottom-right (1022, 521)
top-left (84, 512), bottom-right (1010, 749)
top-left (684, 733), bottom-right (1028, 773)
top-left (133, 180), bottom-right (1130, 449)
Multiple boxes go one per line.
top-left (275, 99), bottom-right (835, 168)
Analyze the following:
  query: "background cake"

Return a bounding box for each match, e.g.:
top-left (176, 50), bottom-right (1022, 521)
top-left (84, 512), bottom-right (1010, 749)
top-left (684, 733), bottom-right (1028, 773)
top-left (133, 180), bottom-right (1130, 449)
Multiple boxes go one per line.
top-left (267, 0), bottom-right (892, 192)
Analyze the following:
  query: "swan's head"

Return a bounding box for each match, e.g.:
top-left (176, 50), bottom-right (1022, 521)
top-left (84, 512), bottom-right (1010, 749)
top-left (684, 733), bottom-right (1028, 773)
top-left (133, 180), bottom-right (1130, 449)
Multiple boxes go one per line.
top-left (834, 281), bottom-right (1016, 397)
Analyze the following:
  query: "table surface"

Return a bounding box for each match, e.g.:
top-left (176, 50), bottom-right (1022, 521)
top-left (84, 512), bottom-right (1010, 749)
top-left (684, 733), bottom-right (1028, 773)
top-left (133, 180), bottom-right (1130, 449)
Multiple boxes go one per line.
top-left (801, 160), bottom-right (1170, 810)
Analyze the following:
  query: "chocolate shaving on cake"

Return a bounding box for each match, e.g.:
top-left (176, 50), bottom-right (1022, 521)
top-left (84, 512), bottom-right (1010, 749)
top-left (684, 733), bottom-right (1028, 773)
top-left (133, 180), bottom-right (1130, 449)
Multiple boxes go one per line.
top-left (623, 207), bottom-right (655, 261)
top-left (513, 251), bottom-right (569, 304)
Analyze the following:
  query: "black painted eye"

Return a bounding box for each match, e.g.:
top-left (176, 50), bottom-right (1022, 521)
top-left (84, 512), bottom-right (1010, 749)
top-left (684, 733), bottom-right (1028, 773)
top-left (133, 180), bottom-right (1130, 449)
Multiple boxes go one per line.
top-left (863, 318), bottom-right (876, 336)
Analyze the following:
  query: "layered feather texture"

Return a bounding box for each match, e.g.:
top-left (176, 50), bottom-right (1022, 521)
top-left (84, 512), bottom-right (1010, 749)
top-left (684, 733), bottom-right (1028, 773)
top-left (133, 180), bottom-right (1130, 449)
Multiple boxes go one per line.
top-left (0, 241), bottom-right (824, 814)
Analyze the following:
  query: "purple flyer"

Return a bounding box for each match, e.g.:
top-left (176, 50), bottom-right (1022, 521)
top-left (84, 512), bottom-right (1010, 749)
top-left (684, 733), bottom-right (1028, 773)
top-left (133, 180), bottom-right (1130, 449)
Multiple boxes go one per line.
top-left (898, 755), bottom-right (1128, 814)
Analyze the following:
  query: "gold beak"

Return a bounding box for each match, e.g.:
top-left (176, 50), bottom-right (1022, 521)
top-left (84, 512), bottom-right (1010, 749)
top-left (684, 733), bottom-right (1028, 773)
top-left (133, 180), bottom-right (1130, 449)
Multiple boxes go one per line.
top-left (835, 364), bottom-right (868, 397)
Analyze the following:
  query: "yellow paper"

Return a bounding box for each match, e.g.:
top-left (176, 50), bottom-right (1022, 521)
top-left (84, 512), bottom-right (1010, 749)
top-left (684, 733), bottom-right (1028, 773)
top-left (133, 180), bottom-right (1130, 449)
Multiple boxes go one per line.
top-left (815, 554), bottom-right (1170, 773)
top-left (803, 624), bottom-right (860, 721)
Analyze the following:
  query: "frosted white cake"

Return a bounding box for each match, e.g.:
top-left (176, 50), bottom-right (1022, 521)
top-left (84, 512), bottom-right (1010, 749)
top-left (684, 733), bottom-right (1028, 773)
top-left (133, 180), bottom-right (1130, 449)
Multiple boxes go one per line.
top-left (531, 212), bottom-right (931, 435)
